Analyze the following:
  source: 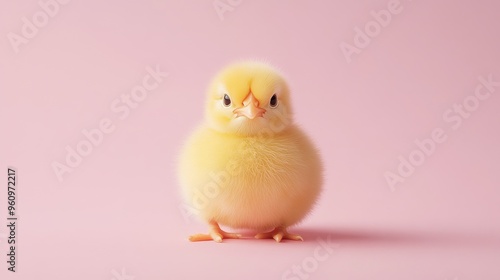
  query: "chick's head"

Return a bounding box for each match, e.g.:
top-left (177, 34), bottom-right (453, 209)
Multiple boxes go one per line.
top-left (205, 61), bottom-right (293, 136)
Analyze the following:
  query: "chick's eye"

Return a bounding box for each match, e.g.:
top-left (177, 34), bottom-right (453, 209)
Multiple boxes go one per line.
top-left (270, 94), bottom-right (278, 108)
top-left (223, 94), bottom-right (231, 107)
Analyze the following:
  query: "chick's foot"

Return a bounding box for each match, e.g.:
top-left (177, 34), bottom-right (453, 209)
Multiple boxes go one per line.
top-left (189, 221), bottom-right (241, 243)
top-left (255, 226), bottom-right (303, 242)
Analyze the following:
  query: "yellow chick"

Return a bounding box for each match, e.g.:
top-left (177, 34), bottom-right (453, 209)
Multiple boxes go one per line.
top-left (178, 61), bottom-right (322, 242)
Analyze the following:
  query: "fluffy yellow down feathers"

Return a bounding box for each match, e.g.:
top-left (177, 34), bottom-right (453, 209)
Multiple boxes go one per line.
top-left (178, 61), bottom-right (322, 242)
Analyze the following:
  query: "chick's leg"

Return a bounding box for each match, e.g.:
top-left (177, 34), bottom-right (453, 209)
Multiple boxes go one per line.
top-left (255, 226), bottom-right (303, 242)
top-left (189, 220), bottom-right (241, 242)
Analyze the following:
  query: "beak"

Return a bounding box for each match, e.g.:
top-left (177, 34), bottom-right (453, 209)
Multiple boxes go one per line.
top-left (233, 93), bottom-right (266, 119)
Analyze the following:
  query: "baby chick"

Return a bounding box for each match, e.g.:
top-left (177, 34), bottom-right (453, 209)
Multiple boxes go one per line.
top-left (178, 61), bottom-right (322, 242)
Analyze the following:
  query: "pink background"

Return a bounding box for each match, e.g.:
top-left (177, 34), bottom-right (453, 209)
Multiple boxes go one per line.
top-left (1, 0), bottom-right (500, 279)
